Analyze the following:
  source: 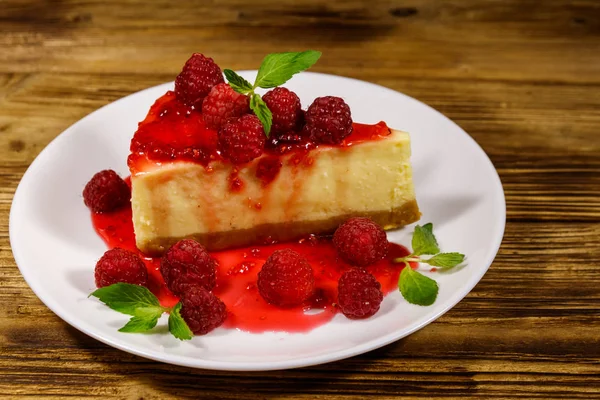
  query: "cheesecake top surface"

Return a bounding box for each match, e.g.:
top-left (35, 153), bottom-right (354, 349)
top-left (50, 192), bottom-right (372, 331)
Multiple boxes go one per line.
top-left (128, 91), bottom-right (393, 175)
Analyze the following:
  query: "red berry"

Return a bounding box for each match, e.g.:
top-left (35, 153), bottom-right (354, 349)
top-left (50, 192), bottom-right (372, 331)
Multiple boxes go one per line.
top-left (337, 269), bottom-right (383, 319)
top-left (202, 83), bottom-right (250, 130)
top-left (83, 169), bottom-right (130, 213)
top-left (333, 217), bottom-right (389, 266)
top-left (95, 248), bottom-right (148, 288)
top-left (262, 87), bottom-right (303, 135)
top-left (175, 53), bottom-right (224, 108)
top-left (160, 239), bottom-right (217, 297)
top-left (180, 286), bottom-right (227, 335)
top-left (305, 96), bottom-right (353, 144)
top-left (257, 249), bottom-right (314, 307)
top-left (218, 114), bottom-right (266, 164)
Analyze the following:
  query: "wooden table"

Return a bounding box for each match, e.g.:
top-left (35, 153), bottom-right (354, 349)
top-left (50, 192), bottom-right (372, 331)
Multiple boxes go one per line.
top-left (1, 1), bottom-right (599, 398)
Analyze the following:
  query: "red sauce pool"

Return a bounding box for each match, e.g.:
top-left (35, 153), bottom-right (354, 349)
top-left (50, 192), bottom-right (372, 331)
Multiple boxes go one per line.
top-left (92, 203), bottom-right (413, 333)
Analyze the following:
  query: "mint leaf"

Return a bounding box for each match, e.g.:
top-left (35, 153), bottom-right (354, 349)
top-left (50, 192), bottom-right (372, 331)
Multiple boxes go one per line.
top-left (119, 314), bottom-right (161, 333)
top-left (90, 283), bottom-right (163, 316)
top-left (250, 93), bottom-right (273, 136)
top-left (411, 223), bottom-right (440, 256)
top-left (168, 303), bottom-right (193, 341)
top-left (424, 252), bottom-right (465, 269)
top-left (224, 69), bottom-right (253, 94)
top-left (399, 266), bottom-right (439, 306)
top-left (254, 50), bottom-right (322, 89)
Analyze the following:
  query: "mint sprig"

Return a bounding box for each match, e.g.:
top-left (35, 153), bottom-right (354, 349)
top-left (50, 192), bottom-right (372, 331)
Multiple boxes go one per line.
top-left (168, 302), bottom-right (193, 340)
top-left (254, 51), bottom-right (322, 89)
top-left (399, 267), bottom-right (439, 306)
top-left (224, 50), bottom-right (322, 136)
top-left (90, 283), bottom-right (193, 340)
top-left (250, 93), bottom-right (272, 136)
top-left (395, 223), bottom-right (466, 306)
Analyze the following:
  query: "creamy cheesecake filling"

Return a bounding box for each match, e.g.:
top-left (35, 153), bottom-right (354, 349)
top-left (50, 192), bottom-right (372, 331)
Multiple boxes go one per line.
top-left (131, 130), bottom-right (420, 254)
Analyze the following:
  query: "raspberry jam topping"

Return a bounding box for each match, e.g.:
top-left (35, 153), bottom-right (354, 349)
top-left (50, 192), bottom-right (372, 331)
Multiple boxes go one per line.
top-left (128, 91), bottom-right (220, 173)
top-left (91, 199), bottom-right (414, 333)
top-left (127, 91), bottom-right (391, 176)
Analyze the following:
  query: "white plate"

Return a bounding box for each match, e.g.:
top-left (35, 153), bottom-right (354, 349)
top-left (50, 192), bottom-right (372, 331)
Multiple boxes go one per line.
top-left (10, 71), bottom-right (505, 371)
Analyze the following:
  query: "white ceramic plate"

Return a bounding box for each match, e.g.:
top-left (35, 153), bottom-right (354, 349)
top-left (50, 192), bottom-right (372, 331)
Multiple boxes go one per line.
top-left (10, 71), bottom-right (505, 371)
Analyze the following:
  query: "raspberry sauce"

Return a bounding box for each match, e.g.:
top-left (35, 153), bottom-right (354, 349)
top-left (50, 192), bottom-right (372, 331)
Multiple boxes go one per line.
top-left (91, 203), bottom-right (413, 333)
top-left (128, 91), bottom-right (391, 177)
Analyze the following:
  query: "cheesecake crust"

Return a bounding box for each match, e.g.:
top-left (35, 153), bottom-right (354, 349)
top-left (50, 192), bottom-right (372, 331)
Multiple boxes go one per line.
top-left (137, 199), bottom-right (421, 255)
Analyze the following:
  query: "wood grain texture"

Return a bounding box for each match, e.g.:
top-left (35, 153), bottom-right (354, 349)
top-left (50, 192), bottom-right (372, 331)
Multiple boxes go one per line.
top-left (1, 0), bottom-right (599, 398)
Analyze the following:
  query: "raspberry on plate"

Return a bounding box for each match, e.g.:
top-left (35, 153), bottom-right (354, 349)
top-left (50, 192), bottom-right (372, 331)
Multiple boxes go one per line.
top-left (174, 53), bottom-right (224, 108)
top-left (202, 83), bottom-right (250, 130)
top-left (83, 169), bottom-right (130, 213)
top-left (333, 217), bottom-right (389, 266)
top-left (337, 269), bottom-right (383, 319)
top-left (95, 248), bottom-right (148, 288)
top-left (218, 114), bottom-right (266, 164)
top-left (179, 286), bottom-right (227, 335)
top-left (262, 87), bottom-right (303, 135)
top-left (305, 96), bottom-right (353, 144)
top-left (160, 239), bottom-right (217, 297)
top-left (257, 249), bottom-right (315, 307)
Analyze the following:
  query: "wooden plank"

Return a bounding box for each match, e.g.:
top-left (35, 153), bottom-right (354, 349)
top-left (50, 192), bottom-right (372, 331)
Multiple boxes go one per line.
top-left (0, 1), bottom-right (599, 82)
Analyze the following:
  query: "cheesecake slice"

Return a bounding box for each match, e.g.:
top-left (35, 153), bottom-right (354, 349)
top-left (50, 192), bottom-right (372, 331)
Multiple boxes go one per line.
top-left (128, 91), bottom-right (420, 254)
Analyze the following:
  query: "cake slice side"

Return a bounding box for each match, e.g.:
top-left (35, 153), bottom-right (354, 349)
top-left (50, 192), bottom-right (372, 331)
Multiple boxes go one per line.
top-left (131, 129), bottom-right (420, 254)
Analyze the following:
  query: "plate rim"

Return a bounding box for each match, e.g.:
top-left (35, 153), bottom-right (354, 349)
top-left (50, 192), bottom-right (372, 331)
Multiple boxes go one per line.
top-left (9, 71), bottom-right (506, 371)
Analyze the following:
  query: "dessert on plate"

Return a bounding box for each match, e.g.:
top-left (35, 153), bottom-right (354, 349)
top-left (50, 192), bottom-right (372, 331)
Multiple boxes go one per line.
top-left (84, 51), bottom-right (453, 339)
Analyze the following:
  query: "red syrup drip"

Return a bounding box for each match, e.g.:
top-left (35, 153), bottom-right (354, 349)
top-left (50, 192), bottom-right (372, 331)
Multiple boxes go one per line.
top-left (91, 203), bottom-right (415, 333)
top-left (127, 91), bottom-right (392, 180)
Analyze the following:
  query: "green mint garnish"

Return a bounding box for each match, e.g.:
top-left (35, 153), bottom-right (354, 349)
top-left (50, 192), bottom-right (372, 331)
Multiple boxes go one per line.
top-left (399, 266), bottom-right (439, 306)
top-left (254, 51), bottom-right (322, 89)
top-left (394, 223), bottom-right (466, 306)
top-left (411, 223), bottom-right (440, 256)
top-left (168, 302), bottom-right (193, 340)
top-left (425, 252), bottom-right (466, 268)
top-left (223, 69), bottom-right (253, 94)
top-left (249, 93), bottom-right (273, 136)
top-left (90, 283), bottom-right (193, 340)
top-left (224, 50), bottom-right (322, 136)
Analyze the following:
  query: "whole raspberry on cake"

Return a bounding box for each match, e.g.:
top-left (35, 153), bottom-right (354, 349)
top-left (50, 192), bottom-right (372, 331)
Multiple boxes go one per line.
top-left (262, 87), bottom-right (303, 136)
top-left (174, 53), bottom-right (224, 108)
top-left (218, 114), bottom-right (266, 164)
top-left (305, 96), bottom-right (353, 144)
top-left (202, 83), bottom-right (250, 130)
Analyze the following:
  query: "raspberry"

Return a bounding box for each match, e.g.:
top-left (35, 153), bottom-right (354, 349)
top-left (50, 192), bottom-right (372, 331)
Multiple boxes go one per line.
top-left (95, 248), bottom-right (148, 288)
top-left (305, 96), bottom-right (353, 144)
top-left (333, 217), bottom-right (389, 267)
top-left (257, 249), bottom-right (315, 307)
top-left (160, 239), bottom-right (217, 297)
top-left (218, 114), bottom-right (266, 164)
top-left (262, 87), bottom-right (303, 135)
top-left (174, 53), bottom-right (224, 108)
top-left (337, 269), bottom-right (383, 319)
top-left (83, 169), bottom-right (130, 213)
top-left (202, 83), bottom-right (250, 130)
top-left (179, 286), bottom-right (227, 335)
